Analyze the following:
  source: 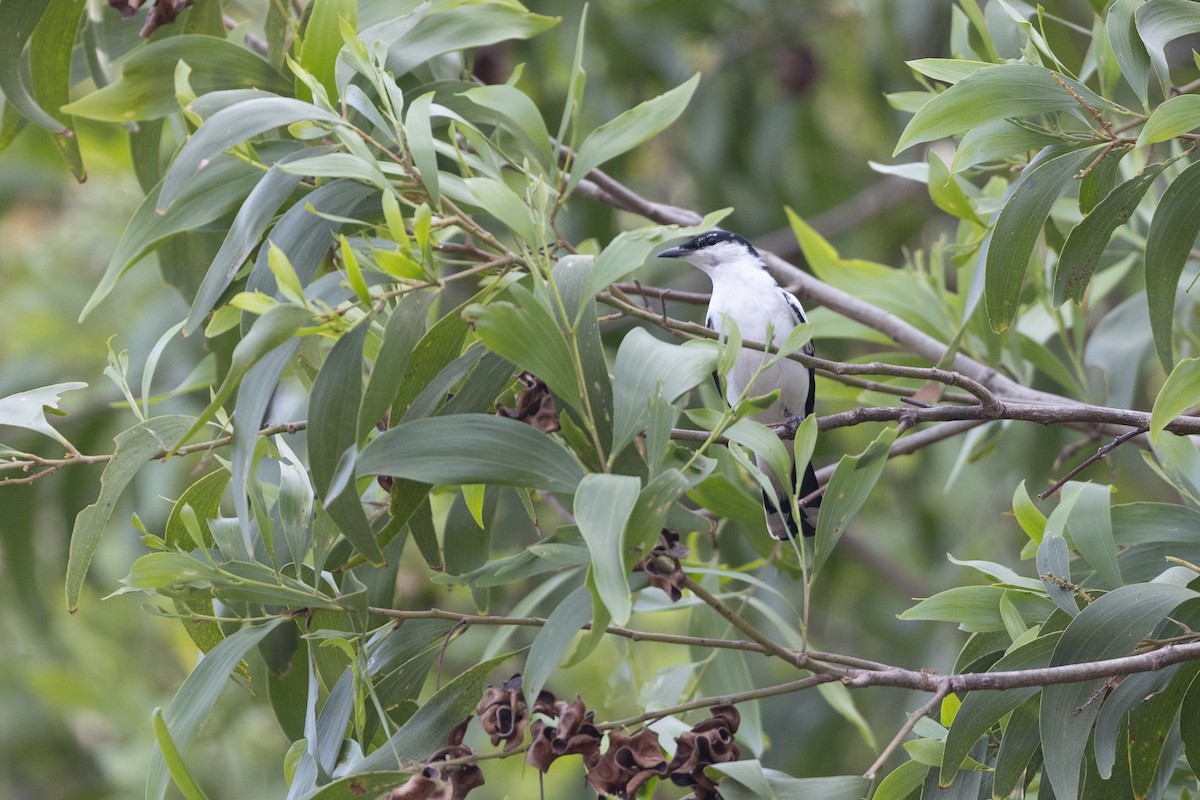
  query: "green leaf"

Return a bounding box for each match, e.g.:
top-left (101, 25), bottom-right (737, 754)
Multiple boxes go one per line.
top-left (403, 92), bottom-right (439, 207)
top-left (174, 304), bottom-right (315, 451)
top-left (353, 651), bottom-right (517, 772)
top-left (1151, 359), bottom-right (1200, 446)
top-left (992, 695), bottom-right (1042, 798)
top-left (585, 209), bottom-right (729, 300)
top-left (380, 3), bottom-right (557, 77)
top-left (1137, 95), bottom-right (1200, 148)
top-left (81, 157), bottom-right (262, 320)
top-left (164, 469), bottom-right (230, 657)
top-left (941, 633), bottom-right (1059, 785)
top-left (147, 619), bottom-right (288, 800)
top-left (1054, 161), bottom-right (1167, 306)
top-left (812, 425), bottom-right (899, 581)
top-left (1040, 583), bottom-right (1199, 800)
top-left (1012, 479), bottom-right (1048, 542)
top-left (308, 321), bottom-right (384, 565)
top-left (358, 414), bottom-right (585, 494)
top-left (297, 0), bottom-right (354, 104)
top-left (900, 586), bottom-right (1054, 633)
top-left (0, 381), bottom-right (87, 448)
top-left (158, 96), bottom-right (341, 212)
top-left (62, 35), bottom-right (291, 122)
top-left (927, 151), bottom-right (980, 224)
top-left (28, 0), bottom-right (85, 177)
top-left (710, 761), bottom-right (869, 800)
top-left (566, 72), bottom-right (701, 195)
top-left (459, 83), bottom-right (554, 171)
top-left (1136, 0), bottom-right (1200, 100)
top-left (1182, 669), bottom-right (1200, 776)
top-left (65, 415), bottom-right (193, 612)
top-left (1145, 158), bottom-right (1200, 370)
top-left (467, 285), bottom-right (582, 413)
top-left (872, 760), bottom-right (928, 800)
top-left (152, 708), bottom-right (210, 800)
top-left (985, 145), bottom-right (1104, 333)
top-left (1065, 482), bottom-right (1122, 590)
top-left (895, 65), bottom-right (1109, 154)
top-left (1108, 0), bottom-right (1152, 108)
top-left (611, 328), bottom-right (718, 457)
top-left (462, 176), bottom-right (536, 243)
top-left (359, 292), bottom-right (432, 442)
top-left (951, 119), bottom-right (1062, 174)
top-left (906, 58), bottom-right (992, 83)
top-left (524, 585), bottom-right (591, 701)
top-left (0, 0), bottom-right (63, 133)
top-left (574, 473), bottom-right (640, 625)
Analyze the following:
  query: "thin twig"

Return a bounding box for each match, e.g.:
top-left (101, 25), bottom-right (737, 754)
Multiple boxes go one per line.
top-left (1038, 427), bottom-right (1147, 499)
top-left (863, 684), bottom-right (950, 781)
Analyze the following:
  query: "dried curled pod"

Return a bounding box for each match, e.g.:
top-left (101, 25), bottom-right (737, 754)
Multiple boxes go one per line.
top-left (585, 726), bottom-right (667, 798)
top-left (474, 673), bottom-right (528, 751)
top-left (524, 692), bottom-right (602, 772)
top-left (666, 705), bottom-right (742, 798)
top-left (633, 529), bottom-right (690, 602)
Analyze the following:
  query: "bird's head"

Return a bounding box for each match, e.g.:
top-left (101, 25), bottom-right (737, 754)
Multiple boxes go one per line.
top-left (656, 230), bottom-right (764, 277)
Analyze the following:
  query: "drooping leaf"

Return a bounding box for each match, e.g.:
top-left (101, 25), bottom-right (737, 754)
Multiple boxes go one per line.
top-left (1065, 482), bottom-right (1122, 590)
top-left (297, 0), bottom-right (355, 104)
top-left (1136, 94), bottom-right (1200, 148)
top-left (147, 619), bottom-right (288, 800)
top-left (812, 425), bottom-right (899, 581)
top-left (28, 0), bottom-right (86, 177)
top-left (566, 72), bottom-right (701, 194)
top-left (358, 414), bottom-right (585, 494)
top-left (462, 176), bottom-right (537, 243)
top-left (152, 708), bottom-right (210, 800)
top-left (524, 585), bottom-right (592, 701)
top-left (62, 35), bottom-right (291, 122)
top-left (382, 4), bottom-right (559, 78)
top-left (1108, 0), bottom-right (1153, 108)
top-left (950, 119), bottom-right (1062, 174)
top-left (0, 0), bottom-right (62, 133)
top-left (1151, 358), bottom-right (1200, 446)
top-left (1054, 161), bottom-right (1167, 306)
top-left (985, 145), bottom-right (1104, 332)
top-left (65, 415), bottom-right (193, 612)
top-left (709, 761), bottom-right (869, 800)
top-left (1136, 0), bottom-right (1200, 100)
top-left (574, 473), bottom-right (640, 625)
top-left (1145, 158), bottom-right (1200, 370)
top-left (459, 83), bottom-right (554, 170)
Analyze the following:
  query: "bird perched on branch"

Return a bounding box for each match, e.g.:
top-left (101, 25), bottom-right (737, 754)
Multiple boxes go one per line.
top-left (658, 230), bottom-right (820, 539)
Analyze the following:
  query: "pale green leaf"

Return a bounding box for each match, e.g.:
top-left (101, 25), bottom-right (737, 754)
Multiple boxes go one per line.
top-left (574, 473), bottom-right (641, 625)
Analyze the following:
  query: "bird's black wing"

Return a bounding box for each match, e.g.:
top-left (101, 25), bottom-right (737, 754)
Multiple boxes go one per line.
top-left (779, 291), bottom-right (817, 416)
top-left (705, 314), bottom-right (722, 396)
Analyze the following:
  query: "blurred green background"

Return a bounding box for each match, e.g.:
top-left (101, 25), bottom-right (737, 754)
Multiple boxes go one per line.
top-left (0, 1), bottom-right (1139, 797)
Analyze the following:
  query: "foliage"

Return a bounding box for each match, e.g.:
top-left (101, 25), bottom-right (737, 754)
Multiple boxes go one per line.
top-left (6, 1), bottom-right (1200, 799)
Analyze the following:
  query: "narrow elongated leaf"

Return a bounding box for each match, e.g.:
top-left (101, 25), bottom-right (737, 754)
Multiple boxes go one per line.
top-left (1137, 94), bottom-right (1200, 148)
top-left (574, 473), bottom-right (640, 625)
top-left (1066, 482), bottom-right (1122, 590)
top-left (0, 0), bottom-right (62, 132)
top-left (1054, 161), bottom-right (1167, 306)
top-left (710, 762), bottom-right (868, 800)
top-left (585, 209), bottom-right (729, 300)
top-left (459, 84), bottom-right (554, 170)
top-left (82, 157), bottom-right (262, 320)
top-left (1136, 0), bottom-right (1200, 100)
top-left (895, 65), bottom-right (1109, 153)
top-left (308, 321), bottom-right (383, 564)
top-left (183, 146), bottom-right (329, 334)
top-left (353, 652), bottom-right (517, 773)
top-left (29, 0), bottom-right (85, 177)
top-left (1108, 0), bottom-right (1153, 107)
top-left (159, 97), bottom-right (341, 211)
top-left (1182, 669), bottom-right (1200, 775)
top-left (1153, 360), bottom-right (1200, 448)
top-left (566, 73), bottom-right (701, 194)
top-left (951, 119), bottom-right (1061, 174)
top-left (383, 4), bottom-right (558, 78)
top-left (985, 145), bottom-right (1104, 332)
top-left (65, 415), bottom-right (193, 612)
top-left (941, 633), bottom-right (1059, 784)
top-left (1040, 583), bottom-right (1199, 800)
top-left (404, 92), bottom-right (439, 206)
top-left (62, 35), bottom-right (291, 122)
top-left (611, 328), bottom-right (718, 457)
top-left (358, 414), bottom-right (585, 494)
top-left (462, 176), bottom-right (536, 243)
top-left (992, 695), bottom-right (1042, 798)
top-left (1145, 158), bottom-right (1200, 369)
top-left (358, 292), bottom-right (432, 441)
top-left (297, 0), bottom-right (354, 104)
top-left (300, 773), bottom-right (414, 800)
top-left (164, 468), bottom-right (231, 657)
top-left (467, 285), bottom-right (582, 413)
top-left (152, 709), bottom-right (210, 800)
top-left (812, 425), bottom-right (899, 580)
top-left (525, 585), bottom-right (591, 701)
top-left (147, 619), bottom-right (287, 800)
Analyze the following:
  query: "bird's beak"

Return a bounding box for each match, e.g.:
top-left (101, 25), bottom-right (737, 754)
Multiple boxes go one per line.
top-left (656, 245), bottom-right (686, 259)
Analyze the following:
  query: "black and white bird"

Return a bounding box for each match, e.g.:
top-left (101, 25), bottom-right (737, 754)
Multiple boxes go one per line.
top-left (658, 230), bottom-right (820, 539)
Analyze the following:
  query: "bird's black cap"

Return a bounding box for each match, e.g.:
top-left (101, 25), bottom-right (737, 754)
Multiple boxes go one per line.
top-left (657, 230), bottom-right (759, 259)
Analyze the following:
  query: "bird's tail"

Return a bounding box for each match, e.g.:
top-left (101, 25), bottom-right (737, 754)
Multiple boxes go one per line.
top-left (762, 458), bottom-right (821, 540)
